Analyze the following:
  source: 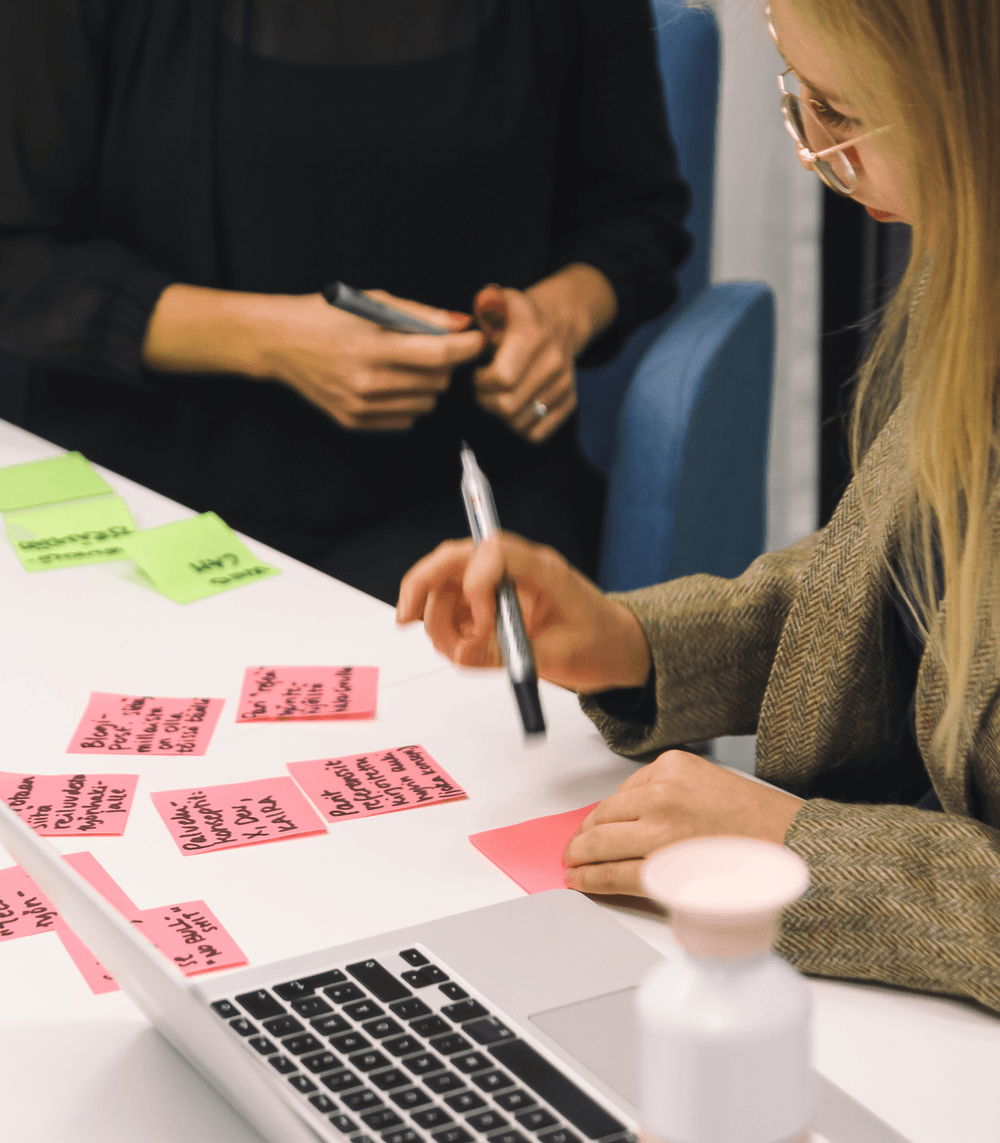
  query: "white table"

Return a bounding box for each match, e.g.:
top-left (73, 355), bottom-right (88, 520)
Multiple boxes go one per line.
top-left (0, 419), bottom-right (997, 1143)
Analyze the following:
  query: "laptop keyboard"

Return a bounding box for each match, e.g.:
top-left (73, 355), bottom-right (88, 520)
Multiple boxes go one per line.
top-left (210, 944), bottom-right (635, 1143)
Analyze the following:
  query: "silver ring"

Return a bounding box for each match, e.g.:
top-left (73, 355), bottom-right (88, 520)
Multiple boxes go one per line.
top-left (533, 400), bottom-right (548, 421)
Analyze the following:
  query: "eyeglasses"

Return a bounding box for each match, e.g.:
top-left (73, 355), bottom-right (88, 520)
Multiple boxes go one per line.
top-left (767, 7), bottom-right (890, 196)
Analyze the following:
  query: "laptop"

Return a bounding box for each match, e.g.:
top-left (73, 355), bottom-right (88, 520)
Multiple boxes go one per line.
top-left (0, 800), bottom-right (908, 1143)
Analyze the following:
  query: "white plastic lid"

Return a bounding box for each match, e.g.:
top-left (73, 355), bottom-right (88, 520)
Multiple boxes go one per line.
top-left (641, 836), bottom-right (810, 958)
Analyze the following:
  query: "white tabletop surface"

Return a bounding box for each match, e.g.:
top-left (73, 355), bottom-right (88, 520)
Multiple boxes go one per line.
top-left (0, 419), bottom-right (998, 1143)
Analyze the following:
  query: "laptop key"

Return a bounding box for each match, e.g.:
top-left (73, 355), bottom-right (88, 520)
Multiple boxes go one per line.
top-left (330, 1114), bottom-right (359, 1134)
top-left (322, 1070), bottom-right (363, 1093)
top-left (411, 1016), bottom-right (451, 1038)
top-left (291, 996), bottom-right (334, 1019)
top-left (332, 1032), bottom-right (372, 1054)
top-left (438, 983), bottom-right (469, 1001)
top-left (324, 982), bottom-right (366, 1004)
top-left (491, 1132), bottom-right (530, 1143)
top-left (443, 1092), bottom-right (486, 1113)
top-left (390, 1088), bottom-right (432, 1110)
top-left (382, 1130), bottom-right (420, 1143)
top-left (467, 1111), bottom-right (509, 1133)
top-left (364, 1017), bottom-right (405, 1039)
top-left (411, 1107), bottom-right (453, 1130)
top-left (345, 999), bottom-right (386, 1022)
top-left (424, 1072), bottom-right (465, 1094)
top-left (249, 1036), bottom-right (277, 1055)
top-left (464, 1018), bottom-right (513, 1045)
top-left (429, 1033), bottom-right (472, 1056)
top-left (441, 1000), bottom-right (489, 1023)
top-left (451, 1052), bottom-right (490, 1074)
top-left (403, 1053), bottom-right (443, 1075)
top-left (494, 1092), bottom-right (534, 1113)
top-left (284, 1034), bottom-right (324, 1056)
top-left (360, 1109), bottom-right (403, 1130)
top-left (289, 1074), bottom-right (318, 1094)
top-left (537, 1133), bottom-right (580, 1143)
top-left (275, 969), bottom-right (347, 1000)
top-left (309, 1093), bottom-right (338, 1113)
top-left (236, 989), bottom-right (286, 1020)
top-left (302, 1051), bottom-right (343, 1074)
top-left (229, 1017), bottom-right (257, 1036)
top-left (430, 1128), bottom-right (472, 1143)
top-left (389, 998), bottom-right (432, 1020)
top-left (263, 1015), bottom-right (305, 1037)
top-left (402, 970), bottom-right (435, 989)
top-left (370, 1069), bottom-right (411, 1090)
top-left (383, 1035), bottom-right (422, 1057)
top-left (347, 960), bottom-right (414, 1002)
top-left (211, 999), bottom-right (240, 1018)
top-left (350, 1051), bottom-right (391, 1073)
top-left (515, 1111), bottom-right (558, 1132)
top-left (342, 1089), bottom-right (383, 1111)
top-left (267, 1055), bottom-right (297, 1074)
top-left (471, 1070), bottom-right (512, 1093)
top-left (399, 948), bottom-right (429, 967)
top-left (313, 1014), bottom-right (352, 1036)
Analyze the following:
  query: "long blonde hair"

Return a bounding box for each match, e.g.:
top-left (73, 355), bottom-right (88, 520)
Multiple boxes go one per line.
top-left (788, 0), bottom-right (1000, 768)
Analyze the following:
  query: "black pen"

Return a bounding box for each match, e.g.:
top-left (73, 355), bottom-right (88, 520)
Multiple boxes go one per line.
top-left (460, 444), bottom-right (546, 737)
top-left (321, 281), bottom-right (451, 335)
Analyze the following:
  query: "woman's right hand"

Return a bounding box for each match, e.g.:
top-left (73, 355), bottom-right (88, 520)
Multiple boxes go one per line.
top-left (143, 284), bottom-right (486, 431)
top-left (395, 532), bottom-right (652, 694)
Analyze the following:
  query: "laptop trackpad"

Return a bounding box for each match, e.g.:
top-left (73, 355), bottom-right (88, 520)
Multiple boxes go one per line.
top-left (530, 987), bottom-right (640, 1107)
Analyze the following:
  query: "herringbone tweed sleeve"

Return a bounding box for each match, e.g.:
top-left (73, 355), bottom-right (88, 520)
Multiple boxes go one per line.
top-left (579, 530), bottom-right (824, 756)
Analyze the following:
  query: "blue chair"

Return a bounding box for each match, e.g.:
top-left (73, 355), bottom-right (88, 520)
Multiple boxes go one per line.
top-left (576, 0), bottom-right (775, 592)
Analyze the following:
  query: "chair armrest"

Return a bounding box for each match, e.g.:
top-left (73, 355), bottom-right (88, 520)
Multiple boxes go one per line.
top-left (599, 281), bottom-right (775, 592)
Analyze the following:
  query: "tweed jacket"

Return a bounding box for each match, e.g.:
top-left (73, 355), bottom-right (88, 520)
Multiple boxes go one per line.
top-left (581, 399), bottom-right (1000, 1012)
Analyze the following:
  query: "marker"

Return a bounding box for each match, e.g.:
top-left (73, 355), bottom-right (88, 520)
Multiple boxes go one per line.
top-left (460, 444), bottom-right (546, 738)
top-left (321, 281), bottom-right (451, 335)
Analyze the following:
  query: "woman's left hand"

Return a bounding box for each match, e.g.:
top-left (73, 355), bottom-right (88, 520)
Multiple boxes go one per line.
top-left (563, 750), bottom-right (805, 897)
top-left (472, 263), bottom-right (617, 443)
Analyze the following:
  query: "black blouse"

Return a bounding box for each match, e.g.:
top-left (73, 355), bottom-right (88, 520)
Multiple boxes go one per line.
top-left (0, 0), bottom-right (690, 568)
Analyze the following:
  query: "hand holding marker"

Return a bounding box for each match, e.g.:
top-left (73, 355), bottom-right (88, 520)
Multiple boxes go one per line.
top-left (460, 443), bottom-right (546, 737)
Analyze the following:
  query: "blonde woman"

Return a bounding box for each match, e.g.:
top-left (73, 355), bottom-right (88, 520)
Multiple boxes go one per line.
top-left (397, 0), bottom-right (1000, 1011)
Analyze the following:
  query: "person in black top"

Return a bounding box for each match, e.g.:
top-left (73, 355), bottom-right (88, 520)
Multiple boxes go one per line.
top-left (0, 0), bottom-right (690, 603)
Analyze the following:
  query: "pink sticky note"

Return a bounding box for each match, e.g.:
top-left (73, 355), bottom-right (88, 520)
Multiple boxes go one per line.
top-left (287, 744), bottom-right (466, 823)
top-left (55, 922), bottom-right (120, 994)
top-left (0, 863), bottom-right (60, 941)
top-left (151, 776), bottom-right (327, 855)
top-left (137, 900), bottom-right (248, 975)
top-left (67, 692), bottom-right (224, 756)
top-left (468, 803), bottom-right (600, 894)
top-left (62, 850), bottom-right (141, 917)
top-left (0, 771), bottom-right (139, 835)
top-left (237, 665), bottom-right (379, 722)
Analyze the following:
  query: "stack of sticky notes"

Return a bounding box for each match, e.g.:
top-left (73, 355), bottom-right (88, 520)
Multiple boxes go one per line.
top-left (0, 452), bottom-right (279, 602)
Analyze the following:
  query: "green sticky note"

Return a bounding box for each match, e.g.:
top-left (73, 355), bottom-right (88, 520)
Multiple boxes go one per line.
top-left (120, 511), bottom-right (280, 603)
top-left (5, 496), bottom-right (137, 572)
top-left (0, 452), bottom-right (113, 511)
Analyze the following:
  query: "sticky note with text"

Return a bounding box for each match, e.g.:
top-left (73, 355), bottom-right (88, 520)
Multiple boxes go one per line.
top-left (138, 901), bottom-right (247, 975)
top-left (286, 744), bottom-right (466, 823)
top-left (4, 495), bottom-right (136, 572)
top-left (0, 771), bottom-right (139, 835)
top-left (237, 665), bottom-right (379, 722)
top-left (151, 776), bottom-right (327, 855)
top-left (0, 451), bottom-right (112, 512)
top-left (0, 863), bottom-right (60, 942)
top-left (468, 803), bottom-right (600, 894)
top-left (67, 692), bottom-right (224, 756)
top-left (119, 511), bottom-right (279, 603)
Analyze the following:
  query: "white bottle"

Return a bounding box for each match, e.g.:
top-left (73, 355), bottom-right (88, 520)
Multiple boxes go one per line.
top-left (636, 836), bottom-right (812, 1143)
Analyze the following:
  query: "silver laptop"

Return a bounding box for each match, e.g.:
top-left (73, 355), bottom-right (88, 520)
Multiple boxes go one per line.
top-left (0, 801), bottom-right (907, 1143)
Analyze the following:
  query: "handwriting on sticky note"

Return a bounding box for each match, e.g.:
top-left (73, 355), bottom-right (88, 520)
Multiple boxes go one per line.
top-left (0, 864), bottom-right (60, 941)
top-left (468, 803), bottom-right (600, 894)
top-left (119, 510), bottom-right (280, 604)
top-left (0, 451), bottom-right (113, 512)
top-left (237, 665), bottom-right (379, 722)
top-left (150, 776), bottom-right (327, 855)
top-left (138, 901), bottom-right (247, 975)
top-left (4, 495), bottom-right (136, 572)
top-left (0, 771), bottom-right (138, 835)
top-left (286, 745), bottom-right (466, 822)
top-left (67, 692), bottom-right (224, 756)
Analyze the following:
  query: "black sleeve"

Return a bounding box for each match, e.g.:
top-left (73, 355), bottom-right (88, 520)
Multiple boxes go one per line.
top-left (0, 0), bottom-right (174, 412)
top-left (552, 0), bottom-right (692, 367)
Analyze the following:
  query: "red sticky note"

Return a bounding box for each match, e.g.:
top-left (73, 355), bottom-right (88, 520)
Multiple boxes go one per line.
top-left (287, 744), bottom-right (466, 822)
top-left (137, 900), bottom-right (247, 975)
top-left (150, 776), bottom-right (327, 855)
top-left (468, 803), bottom-right (600, 894)
top-left (236, 665), bottom-right (379, 722)
top-left (0, 863), bottom-right (60, 941)
top-left (0, 771), bottom-right (139, 835)
top-left (67, 692), bottom-right (224, 756)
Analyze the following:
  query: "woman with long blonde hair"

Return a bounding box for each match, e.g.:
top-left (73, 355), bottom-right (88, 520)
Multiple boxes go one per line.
top-left (397, 0), bottom-right (1000, 1011)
